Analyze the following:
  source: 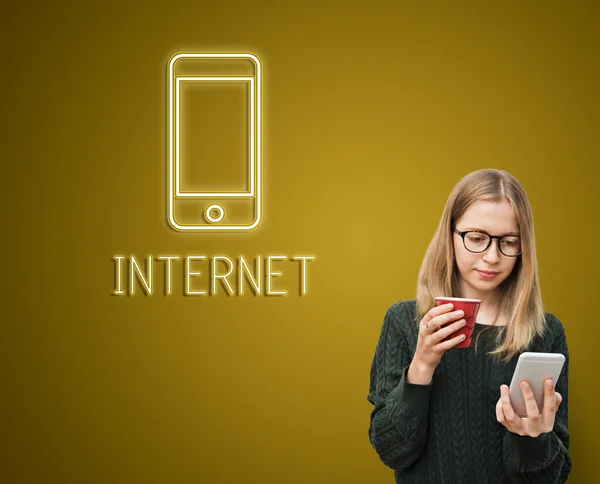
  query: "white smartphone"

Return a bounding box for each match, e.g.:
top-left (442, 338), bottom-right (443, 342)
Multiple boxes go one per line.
top-left (509, 352), bottom-right (565, 418)
top-left (167, 53), bottom-right (262, 232)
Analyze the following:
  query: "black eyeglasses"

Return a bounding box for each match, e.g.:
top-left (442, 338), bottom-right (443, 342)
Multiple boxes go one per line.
top-left (454, 229), bottom-right (522, 257)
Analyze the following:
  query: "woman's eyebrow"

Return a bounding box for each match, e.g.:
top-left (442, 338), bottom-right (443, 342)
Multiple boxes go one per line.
top-left (462, 227), bottom-right (520, 236)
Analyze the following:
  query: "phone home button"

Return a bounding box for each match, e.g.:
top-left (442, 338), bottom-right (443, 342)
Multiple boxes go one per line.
top-left (204, 203), bottom-right (225, 224)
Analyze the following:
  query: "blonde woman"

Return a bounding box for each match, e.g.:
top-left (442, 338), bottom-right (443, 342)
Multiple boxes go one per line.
top-left (367, 169), bottom-right (570, 483)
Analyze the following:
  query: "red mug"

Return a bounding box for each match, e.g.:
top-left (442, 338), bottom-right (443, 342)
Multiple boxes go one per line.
top-left (434, 297), bottom-right (481, 348)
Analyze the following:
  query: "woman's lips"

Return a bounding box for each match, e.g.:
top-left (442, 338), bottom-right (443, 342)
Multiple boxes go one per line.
top-left (476, 270), bottom-right (499, 279)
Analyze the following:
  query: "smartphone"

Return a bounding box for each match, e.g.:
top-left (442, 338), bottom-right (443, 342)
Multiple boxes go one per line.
top-left (167, 53), bottom-right (262, 231)
top-left (509, 352), bottom-right (565, 418)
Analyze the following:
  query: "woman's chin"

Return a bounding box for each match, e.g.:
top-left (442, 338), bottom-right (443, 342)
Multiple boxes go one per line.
top-left (468, 279), bottom-right (502, 294)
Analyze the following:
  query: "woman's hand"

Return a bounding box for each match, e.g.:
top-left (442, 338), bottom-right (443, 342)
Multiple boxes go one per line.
top-left (407, 303), bottom-right (467, 384)
top-left (496, 379), bottom-right (563, 438)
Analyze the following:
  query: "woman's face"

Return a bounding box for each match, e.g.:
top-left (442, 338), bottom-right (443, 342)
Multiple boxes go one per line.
top-left (452, 199), bottom-right (520, 299)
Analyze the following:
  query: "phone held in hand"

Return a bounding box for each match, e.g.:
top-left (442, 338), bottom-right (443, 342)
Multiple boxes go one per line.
top-left (509, 352), bottom-right (565, 418)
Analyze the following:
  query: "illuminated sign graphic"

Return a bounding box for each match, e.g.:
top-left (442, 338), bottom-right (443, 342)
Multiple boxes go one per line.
top-left (168, 53), bottom-right (262, 232)
top-left (113, 255), bottom-right (315, 296)
top-left (112, 52), bottom-right (316, 297)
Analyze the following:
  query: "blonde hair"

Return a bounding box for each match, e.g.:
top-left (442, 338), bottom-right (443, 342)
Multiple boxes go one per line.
top-left (416, 169), bottom-right (545, 362)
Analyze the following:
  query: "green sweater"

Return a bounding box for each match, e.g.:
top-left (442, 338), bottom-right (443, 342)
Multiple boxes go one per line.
top-left (367, 299), bottom-right (571, 483)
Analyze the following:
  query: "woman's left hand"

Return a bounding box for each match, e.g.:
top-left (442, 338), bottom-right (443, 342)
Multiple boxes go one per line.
top-left (496, 379), bottom-right (563, 437)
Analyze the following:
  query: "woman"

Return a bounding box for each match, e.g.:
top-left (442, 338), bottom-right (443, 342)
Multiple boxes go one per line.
top-left (367, 169), bottom-right (570, 483)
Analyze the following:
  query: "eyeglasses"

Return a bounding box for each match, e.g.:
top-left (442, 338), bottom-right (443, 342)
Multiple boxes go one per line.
top-left (454, 229), bottom-right (522, 257)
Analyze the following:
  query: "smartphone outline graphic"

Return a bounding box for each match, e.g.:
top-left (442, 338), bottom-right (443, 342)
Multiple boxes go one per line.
top-left (167, 52), bottom-right (262, 232)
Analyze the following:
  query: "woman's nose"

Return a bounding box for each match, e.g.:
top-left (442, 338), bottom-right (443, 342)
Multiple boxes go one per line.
top-left (483, 239), bottom-right (501, 262)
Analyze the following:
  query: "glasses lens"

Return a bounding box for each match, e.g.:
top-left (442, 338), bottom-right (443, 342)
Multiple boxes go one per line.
top-left (500, 236), bottom-right (521, 256)
top-left (464, 232), bottom-right (490, 252)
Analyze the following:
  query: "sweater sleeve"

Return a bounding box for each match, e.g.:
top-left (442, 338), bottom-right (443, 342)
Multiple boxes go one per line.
top-left (367, 302), bottom-right (433, 470)
top-left (502, 314), bottom-right (572, 483)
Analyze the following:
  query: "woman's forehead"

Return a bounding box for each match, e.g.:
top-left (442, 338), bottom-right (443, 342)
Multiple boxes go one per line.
top-left (457, 199), bottom-right (519, 233)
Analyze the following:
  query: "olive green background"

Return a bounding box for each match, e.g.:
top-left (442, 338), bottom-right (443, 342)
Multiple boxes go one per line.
top-left (2, 1), bottom-right (599, 483)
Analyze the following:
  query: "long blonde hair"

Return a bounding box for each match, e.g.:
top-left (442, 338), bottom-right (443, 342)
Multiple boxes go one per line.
top-left (416, 169), bottom-right (545, 362)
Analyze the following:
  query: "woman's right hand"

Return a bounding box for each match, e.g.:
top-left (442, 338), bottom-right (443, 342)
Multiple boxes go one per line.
top-left (407, 303), bottom-right (467, 384)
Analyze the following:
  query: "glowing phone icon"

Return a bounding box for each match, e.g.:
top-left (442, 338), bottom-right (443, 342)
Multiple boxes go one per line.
top-left (167, 53), bottom-right (262, 232)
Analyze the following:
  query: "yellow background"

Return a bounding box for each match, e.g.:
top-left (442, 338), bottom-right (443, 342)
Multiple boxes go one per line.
top-left (2, 1), bottom-right (598, 483)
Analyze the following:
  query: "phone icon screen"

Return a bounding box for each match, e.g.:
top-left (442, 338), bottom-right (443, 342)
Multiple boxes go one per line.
top-left (167, 53), bottom-right (262, 231)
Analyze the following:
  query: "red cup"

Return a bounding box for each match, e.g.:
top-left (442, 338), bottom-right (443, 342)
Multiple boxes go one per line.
top-left (434, 297), bottom-right (481, 348)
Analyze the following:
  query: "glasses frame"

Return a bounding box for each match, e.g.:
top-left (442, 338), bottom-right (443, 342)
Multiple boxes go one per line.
top-left (453, 229), bottom-right (522, 257)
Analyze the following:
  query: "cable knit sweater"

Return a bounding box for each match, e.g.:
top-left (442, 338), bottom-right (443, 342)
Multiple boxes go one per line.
top-left (367, 299), bottom-right (571, 483)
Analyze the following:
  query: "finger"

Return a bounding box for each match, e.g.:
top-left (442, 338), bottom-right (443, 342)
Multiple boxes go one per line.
top-left (501, 385), bottom-right (519, 423)
top-left (520, 380), bottom-right (541, 422)
top-left (421, 304), bottom-right (455, 333)
top-left (429, 309), bottom-right (465, 332)
top-left (499, 386), bottom-right (519, 433)
top-left (555, 391), bottom-right (562, 407)
top-left (495, 397), bottom-right (506, 424)
top-left (424, 303), bottom-right (455, 323)
top-left (542, 379), bottom-right (557, 419)
top-left (436, 332), bottom-right (467, 351)
top-left (433, 318), bottom-right (467, 343)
